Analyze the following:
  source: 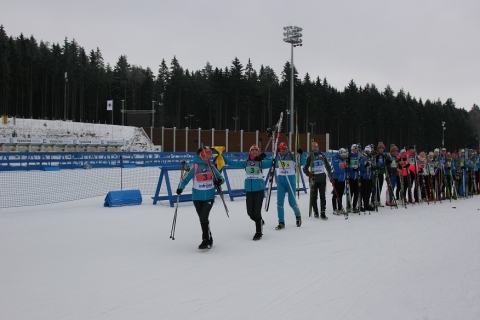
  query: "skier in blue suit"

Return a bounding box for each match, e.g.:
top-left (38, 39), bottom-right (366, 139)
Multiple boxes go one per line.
top-left (177, 147), bottom-right (224, 249)
top-left (274, 142), bottom-right (306, 230)
top-left (223, 144), bottom-right (271, 240)
top-left (332, 148), bottom-right (347, 214)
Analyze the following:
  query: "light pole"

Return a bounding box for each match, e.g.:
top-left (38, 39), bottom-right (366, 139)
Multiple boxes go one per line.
top-left (64, 72), bottom-right (68, 120)
top-left (184, 116), bottom-right (189, 128)
top-left (232, 117), bottom-right (239, 132)
top-left (121, 100), bottom-right (125, 126)
top-left (283, 25), bottom-right (303, 135)
top-left (188, 114), bottom-right (194, 128)
top-left (309, 122), bottom-right (316, 134)
top-left (442, 121), bottom-right (446, 148)
top-left (151, 101), bottom-right (156, 143)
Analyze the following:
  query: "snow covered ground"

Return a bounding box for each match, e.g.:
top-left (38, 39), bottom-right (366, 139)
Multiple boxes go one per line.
top-left (2, 184), bottom-right (480, 320)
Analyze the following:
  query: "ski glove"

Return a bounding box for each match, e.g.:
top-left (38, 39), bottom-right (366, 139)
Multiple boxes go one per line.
top-left (365, 162), bottom-right (370, 168)
top-left (258, 152), bottom-right (267, 160)
top-left (302, 167), bottom-right (310, 176)
top-left (297, 148), bottom-right (303, 155)
top-left (176, 188), bottom-right (183, 195)
top-left (214, 178), bottom-right (224, 188)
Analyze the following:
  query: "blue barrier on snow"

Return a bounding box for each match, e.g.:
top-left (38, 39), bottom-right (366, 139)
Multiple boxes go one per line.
top-left (104, 189), bottom-right (142, 207)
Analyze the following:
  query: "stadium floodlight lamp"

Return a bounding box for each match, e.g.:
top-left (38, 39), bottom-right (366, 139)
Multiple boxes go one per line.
top-left (283, 25), bottom-right (303, 138)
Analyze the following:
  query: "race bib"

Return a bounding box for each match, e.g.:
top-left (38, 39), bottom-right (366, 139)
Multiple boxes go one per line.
top-left (349, 159), bottom-right (358, 169)
top-left (390, 160), bottom-right (397, 168)
top-left (193, 167), bottom-right (214, 190)
top-left (313, 160), bottom-right (325, 174)
top-left (278, 160), bottom-right (295, 175)
top-left (245, 166), bottom-right (262, 179)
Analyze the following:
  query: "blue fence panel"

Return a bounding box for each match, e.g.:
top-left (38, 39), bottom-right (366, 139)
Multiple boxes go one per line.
top-left (152, 165), bottom-right (193, 207)
top-left (0, 150), bottom-right (333, 174)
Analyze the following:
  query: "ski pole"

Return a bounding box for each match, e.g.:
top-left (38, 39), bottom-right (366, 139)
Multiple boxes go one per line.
top-left (170, 160), bottom-right (186, 240)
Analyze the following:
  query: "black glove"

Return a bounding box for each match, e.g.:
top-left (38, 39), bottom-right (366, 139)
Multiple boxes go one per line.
top-left (303, 167), bottom-right (310, 176)
top-left (297, 148), bottom-right (303, 155)
top-left (258, 152), bottom-right (266, 160)
top-left (403, 163), bottom-right (410, 169)
top-left (176, 188), bottom-right (183, 195)
top-left (214, 178), bottom-right (224, 188)
top-left (365, 162), bottom-right (370, 168)
top-left (461, 166), bottom-right (466, 170)
top-left (418, 168), bottom-right (424, 174)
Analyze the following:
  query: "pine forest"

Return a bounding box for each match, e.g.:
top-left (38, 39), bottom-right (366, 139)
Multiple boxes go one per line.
top-left (1, 25), bottom-right (479, 151)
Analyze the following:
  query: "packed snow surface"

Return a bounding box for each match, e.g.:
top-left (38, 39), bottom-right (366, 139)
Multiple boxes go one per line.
top-left (1, 188), bottom-right (480, 320)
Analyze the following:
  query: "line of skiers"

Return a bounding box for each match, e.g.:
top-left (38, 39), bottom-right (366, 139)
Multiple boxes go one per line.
top-left (325, 143), bottom-right (480, 214)
top-left (174, 143), bottom-right (479, 250)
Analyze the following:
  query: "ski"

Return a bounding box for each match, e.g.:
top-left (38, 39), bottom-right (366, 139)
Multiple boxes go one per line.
top-left (356, 144), bottom-right (362, 214)
top-left (308, 137), bottom-right (315, 217)
top-left (344, 149), bottom-right (352, 219)
top-left (264, 112), bottom-right (283, 211)
top-left (295, 109), bottom-right (300, 199)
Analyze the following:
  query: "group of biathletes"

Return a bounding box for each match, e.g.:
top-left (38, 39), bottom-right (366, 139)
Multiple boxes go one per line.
top-left (173, 142), bottom-right (480, 249)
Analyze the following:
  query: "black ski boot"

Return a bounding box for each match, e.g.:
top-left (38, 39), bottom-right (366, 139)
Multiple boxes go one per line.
top-left (253, 218), bottom-right (263, 241)
top-left (320, 211), bottom-right (328, 220)
top-left (208, 236), bottom-right (213, 248)
top-left (199, 222), bottom-right (212, 249)
top-left (296, 216), bottom-right (302, 227)
top-left (198, 239), bottom-right (210, 249)
top-left (314, 211), bottom-right (319, 219)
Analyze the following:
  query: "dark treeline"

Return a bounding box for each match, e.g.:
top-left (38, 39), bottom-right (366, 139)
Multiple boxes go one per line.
top-left (1, 25), bottom-right (479, 151)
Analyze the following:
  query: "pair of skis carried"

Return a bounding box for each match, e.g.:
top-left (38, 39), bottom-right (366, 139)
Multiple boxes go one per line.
top-left (264, 112), bottom-right (302, 220)
top-left (264, 113), bottom-right (284, 212)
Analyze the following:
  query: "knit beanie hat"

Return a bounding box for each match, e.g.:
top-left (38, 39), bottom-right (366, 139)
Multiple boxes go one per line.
top-left (377, 142), bottom-right (385, 150)
top-left (390, 145), bottom-right (398, 152)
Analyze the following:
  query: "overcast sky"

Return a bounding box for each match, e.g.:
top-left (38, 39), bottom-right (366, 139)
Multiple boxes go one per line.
top-left (2, 0), bottom-right (479, 110)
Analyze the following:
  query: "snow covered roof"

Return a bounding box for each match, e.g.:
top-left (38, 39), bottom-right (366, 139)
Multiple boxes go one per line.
top-left (0, 118), bottom-right (153, 150)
